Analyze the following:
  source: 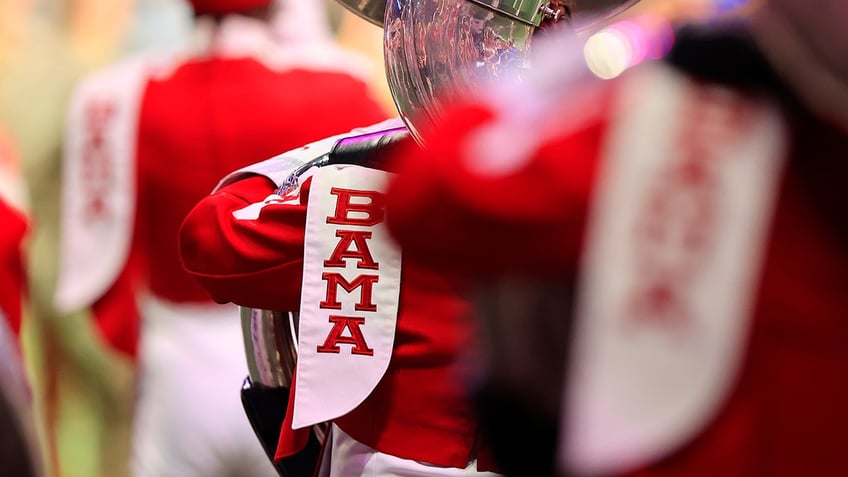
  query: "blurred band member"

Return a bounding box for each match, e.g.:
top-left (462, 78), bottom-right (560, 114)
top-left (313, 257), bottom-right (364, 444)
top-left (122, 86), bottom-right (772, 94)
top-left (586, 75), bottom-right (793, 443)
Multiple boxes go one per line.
top-left (386, 0), bottom-right (848, 476)
top-left (55, 1), bottom-right (387, 476)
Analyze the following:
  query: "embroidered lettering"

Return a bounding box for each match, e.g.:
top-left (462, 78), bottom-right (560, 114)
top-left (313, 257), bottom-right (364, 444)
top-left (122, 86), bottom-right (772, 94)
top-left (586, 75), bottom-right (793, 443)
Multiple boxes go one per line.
top-left (82, 100), bottom-right (116, 222)
top-left (626, 88), bottom-right (740, 331)
top-left (323, 230), bottom-right (379, 270)
top-left (310, 183), bottom-right (390, 361)
top-left (320, 272), bottom-right (379, 311)
top-left (316, 315), bottom-right (374, 356)
top-left (326, 188), bottom-right (385, 226)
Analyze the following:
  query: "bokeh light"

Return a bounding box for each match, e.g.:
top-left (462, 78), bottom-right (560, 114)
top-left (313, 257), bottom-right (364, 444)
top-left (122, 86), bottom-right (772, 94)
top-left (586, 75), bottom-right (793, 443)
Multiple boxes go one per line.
top-left (584, 14), bottom-right (675, 80)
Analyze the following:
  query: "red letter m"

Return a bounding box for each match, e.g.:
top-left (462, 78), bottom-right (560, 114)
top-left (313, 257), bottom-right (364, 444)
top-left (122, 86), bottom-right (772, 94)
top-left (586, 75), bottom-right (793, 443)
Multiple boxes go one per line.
top-left (320, 273), bottom-right (379, 312)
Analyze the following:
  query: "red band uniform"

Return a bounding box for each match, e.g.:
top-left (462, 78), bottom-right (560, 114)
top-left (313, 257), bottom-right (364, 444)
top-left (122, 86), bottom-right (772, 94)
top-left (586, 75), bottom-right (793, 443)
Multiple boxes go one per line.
top-left (384, 19), bottom-right (848, 477)
top-left (179, 124), bottom-right (501, 474)
top-left (55, 1), bottom-right (388, 475)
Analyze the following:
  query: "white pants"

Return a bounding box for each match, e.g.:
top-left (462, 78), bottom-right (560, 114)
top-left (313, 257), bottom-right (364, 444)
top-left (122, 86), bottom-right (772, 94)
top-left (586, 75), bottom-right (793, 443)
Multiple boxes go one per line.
top-left (321, 424), bottom-right (503, 477)
top-left (131, 298), bottom-right (278, 477)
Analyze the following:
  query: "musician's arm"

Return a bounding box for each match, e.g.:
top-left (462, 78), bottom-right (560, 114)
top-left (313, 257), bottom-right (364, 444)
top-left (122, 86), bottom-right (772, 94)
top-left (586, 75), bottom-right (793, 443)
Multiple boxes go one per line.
top-left (179, 174), bottom-right (312, 311)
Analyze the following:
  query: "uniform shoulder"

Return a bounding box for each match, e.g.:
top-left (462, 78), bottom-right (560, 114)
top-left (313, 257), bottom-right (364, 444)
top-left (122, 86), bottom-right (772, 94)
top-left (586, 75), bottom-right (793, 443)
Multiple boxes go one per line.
top-left (254, 42), bottom-right (377, 83)
top-left (70, 49), bottom-right (186, 101)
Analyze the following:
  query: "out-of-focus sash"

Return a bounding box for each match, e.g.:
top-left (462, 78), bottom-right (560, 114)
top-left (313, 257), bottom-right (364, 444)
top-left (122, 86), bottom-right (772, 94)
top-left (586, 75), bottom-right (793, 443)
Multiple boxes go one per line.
top-left (55, 55), bottom-right (159, 313)
top-left (563, 65), bottom-right (787, 475)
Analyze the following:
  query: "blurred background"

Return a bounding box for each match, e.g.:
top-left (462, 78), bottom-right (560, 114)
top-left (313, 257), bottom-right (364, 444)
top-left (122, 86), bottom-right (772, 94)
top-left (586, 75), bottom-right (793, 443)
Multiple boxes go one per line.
top-left (0, 0), bottom-right (754, 476)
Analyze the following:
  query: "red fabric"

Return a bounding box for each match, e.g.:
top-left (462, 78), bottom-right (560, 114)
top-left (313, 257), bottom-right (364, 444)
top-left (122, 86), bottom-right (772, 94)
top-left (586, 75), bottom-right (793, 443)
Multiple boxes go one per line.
top-left (180, 172), bottom-right (496, 469)
top-left (92, 55), bottom-right (387, 359)
top-left (384, 71), bottom-right (848, 475)
top-left (90, 245), bottom-right (144, 359)
top-left (273, 370), bottom-right (310, 462)
top-left (0, 199), bottom-right (27, 338)
top-left (385, 98), bottom-right (609, 279)
top-left (187, 0), bottom-right (272, 15)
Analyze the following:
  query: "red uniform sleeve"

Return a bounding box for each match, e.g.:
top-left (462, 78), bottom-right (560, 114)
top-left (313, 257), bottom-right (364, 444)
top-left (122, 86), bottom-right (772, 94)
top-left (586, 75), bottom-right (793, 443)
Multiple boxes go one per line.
top-left (179, 174), bottom-right (312, 311)
top-left (90, 251), bottom-right (143, 360)
top-left (0, 199), bottom-right (27, 337)
top-left (385, 93), bottom-right (612, 279)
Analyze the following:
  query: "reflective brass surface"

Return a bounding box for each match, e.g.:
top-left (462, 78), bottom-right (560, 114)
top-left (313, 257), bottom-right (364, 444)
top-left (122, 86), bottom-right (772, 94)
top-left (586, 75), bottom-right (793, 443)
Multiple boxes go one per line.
top-left (385, 0), bottom-right (535, 140)
top-left (383, 0), bottom-right (639, 142)
top-left (334, 0), bottom-right (387, 27)
top-left (241, 307), bottom-right (298, 388)
top-left (468, 0), bottom-right (547, 25)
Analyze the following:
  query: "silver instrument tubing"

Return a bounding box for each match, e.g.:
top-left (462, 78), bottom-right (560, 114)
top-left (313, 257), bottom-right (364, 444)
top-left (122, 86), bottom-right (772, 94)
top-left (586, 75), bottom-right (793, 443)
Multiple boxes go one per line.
top-left (241, 307), bottom-right (299, 389)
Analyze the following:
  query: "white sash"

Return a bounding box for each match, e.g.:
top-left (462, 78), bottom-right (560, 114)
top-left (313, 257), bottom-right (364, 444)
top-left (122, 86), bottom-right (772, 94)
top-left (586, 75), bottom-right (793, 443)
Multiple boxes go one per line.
top-left (55, 55), bottom-right (160, 313)
top-left (562, 66), bottom-right (787, 475)
top-left (292, 165), bottom-right (402, 430)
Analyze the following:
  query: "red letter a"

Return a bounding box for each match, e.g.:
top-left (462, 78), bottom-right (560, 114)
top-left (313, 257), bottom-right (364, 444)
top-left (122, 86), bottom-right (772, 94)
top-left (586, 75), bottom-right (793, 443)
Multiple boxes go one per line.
top-left (316, 315), bottom-right (374, 356)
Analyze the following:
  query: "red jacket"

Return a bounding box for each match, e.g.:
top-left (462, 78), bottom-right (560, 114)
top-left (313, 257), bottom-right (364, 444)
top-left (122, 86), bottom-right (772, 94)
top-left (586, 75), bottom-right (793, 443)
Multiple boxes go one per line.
top-left (180, 169), bottom-right (492, 469)
top-left (384, 32), bottom-right (848, 477)
top-left (59, 18), bottom-right (388, 359)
